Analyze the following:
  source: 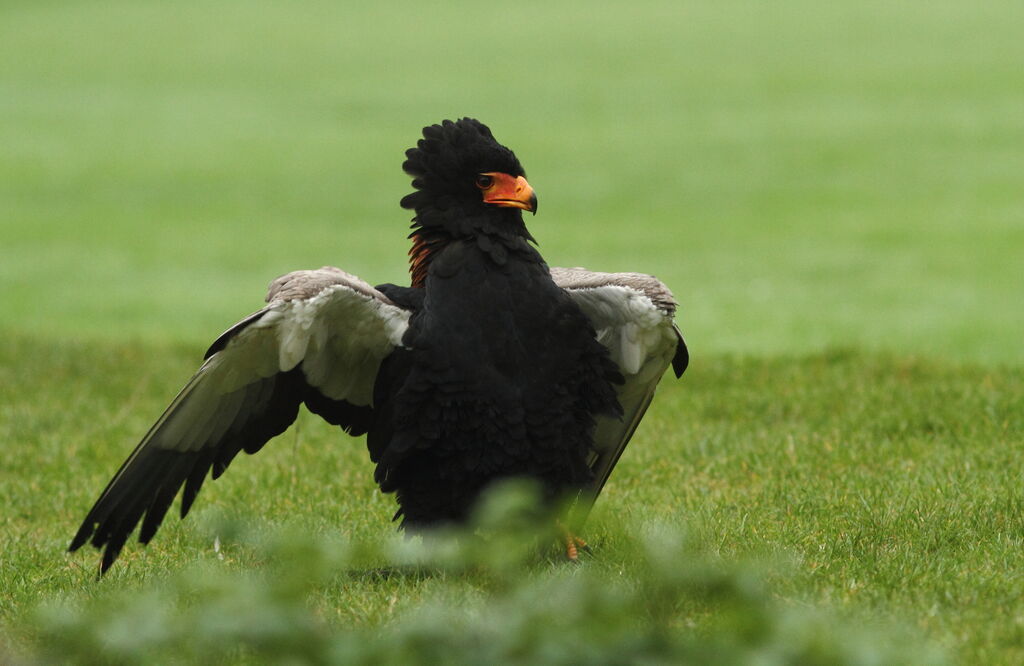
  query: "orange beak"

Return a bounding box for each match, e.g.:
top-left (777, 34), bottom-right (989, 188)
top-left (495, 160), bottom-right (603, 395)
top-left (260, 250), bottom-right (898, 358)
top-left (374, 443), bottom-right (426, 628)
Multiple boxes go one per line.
top-left (480, 172), bottom-right (538, 215)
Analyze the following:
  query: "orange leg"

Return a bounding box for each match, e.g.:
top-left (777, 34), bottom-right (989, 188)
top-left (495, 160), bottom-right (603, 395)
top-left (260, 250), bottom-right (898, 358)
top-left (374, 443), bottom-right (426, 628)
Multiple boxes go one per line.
top-left (557, 521), bottom-right (592, 561)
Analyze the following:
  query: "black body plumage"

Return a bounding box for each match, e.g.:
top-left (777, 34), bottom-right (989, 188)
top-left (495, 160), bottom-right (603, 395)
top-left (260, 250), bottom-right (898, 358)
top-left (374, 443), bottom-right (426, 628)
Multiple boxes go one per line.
top-left (374, 118), bottom-right (623, 525)
top-left (373, 238), bottom-right (622, 526)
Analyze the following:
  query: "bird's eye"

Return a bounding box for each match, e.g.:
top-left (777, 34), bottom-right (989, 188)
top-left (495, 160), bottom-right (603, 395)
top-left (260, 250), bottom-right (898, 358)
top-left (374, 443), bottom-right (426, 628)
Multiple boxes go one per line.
top-left (475, 175), bottom-right (493, 189)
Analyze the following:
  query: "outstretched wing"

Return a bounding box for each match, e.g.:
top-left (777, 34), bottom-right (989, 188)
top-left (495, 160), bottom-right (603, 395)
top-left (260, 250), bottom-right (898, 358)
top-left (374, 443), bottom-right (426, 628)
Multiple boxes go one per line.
top-left (551, 267), bottom-right (688, 511)
top-left (69, 267), bottom-right (410, 573)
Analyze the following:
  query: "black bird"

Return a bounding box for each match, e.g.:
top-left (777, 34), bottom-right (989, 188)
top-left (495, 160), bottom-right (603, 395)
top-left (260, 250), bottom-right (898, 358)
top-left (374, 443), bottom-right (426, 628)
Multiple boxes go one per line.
top-left (70, 118), bottom-right (688, 573)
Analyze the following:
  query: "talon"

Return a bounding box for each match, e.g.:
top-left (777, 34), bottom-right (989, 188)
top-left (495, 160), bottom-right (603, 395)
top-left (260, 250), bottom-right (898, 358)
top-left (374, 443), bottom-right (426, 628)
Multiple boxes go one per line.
top-left (558, 522), bottom-right (591, 561)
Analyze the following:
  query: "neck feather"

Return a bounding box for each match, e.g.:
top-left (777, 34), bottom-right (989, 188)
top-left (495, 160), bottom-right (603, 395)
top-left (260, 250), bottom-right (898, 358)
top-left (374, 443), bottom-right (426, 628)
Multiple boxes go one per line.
top-left (405, 207), bottom-right (535, 287)
top-left (407, 223), bottom-right (448, 287)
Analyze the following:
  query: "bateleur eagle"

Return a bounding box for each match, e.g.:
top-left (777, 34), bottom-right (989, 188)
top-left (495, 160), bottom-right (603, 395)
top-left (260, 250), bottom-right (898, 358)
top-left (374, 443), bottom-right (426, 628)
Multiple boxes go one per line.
top-left (69, 118), bottom-right (689, 573)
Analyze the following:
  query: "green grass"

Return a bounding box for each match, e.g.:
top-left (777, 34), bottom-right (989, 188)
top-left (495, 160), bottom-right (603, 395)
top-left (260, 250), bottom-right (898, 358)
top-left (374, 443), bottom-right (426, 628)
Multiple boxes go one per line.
top-left (2, 336), bottom-right (1022, 662)
top-left (3, 0), bottom-right (1024, 662)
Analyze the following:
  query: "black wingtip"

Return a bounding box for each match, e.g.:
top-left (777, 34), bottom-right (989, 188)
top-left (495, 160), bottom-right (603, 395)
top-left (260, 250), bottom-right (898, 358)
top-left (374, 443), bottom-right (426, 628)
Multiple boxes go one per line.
top-left (672, 335), bottom-right (689, 378)
top-left (68, 522), bottom-right (94, 553)
top-left (100, 550), bottom-right (116, 575)
top-left (205, 309), bottom-right (266, 359)
top-left (100, 533), bottom-right (129, 575)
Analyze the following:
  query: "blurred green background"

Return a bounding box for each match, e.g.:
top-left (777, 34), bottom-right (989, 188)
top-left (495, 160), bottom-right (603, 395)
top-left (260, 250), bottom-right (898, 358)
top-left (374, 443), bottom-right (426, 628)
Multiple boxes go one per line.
top-left (3, 0), bottom-right (1022, 362)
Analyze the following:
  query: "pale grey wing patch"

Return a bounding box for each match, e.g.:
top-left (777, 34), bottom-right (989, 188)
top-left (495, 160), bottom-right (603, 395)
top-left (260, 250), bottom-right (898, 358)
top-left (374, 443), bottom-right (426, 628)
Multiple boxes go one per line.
top-left (143, 274), bottom-right (408, 459)
top-left (155, 281), bottom-right (408, 461)
top-left (266, 266), bottom-right (392, 304)
top-left (217, 269), bottom-right (409, 404)
top-left (205, 266), bottom-right (400, 360)
top-left (551, 267), bottom-right (684, 506)
top-left (550, 266), bottom-right (678, 316)
top-left (565, 284), bottom-right (678, 376)
top-left (291, 283), bottom-right (409, 404)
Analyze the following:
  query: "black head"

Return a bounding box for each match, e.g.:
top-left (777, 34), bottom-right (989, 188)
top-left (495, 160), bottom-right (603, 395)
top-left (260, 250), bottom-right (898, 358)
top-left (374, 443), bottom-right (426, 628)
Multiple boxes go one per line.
top-left (400, 118), bottom-right (537, 224)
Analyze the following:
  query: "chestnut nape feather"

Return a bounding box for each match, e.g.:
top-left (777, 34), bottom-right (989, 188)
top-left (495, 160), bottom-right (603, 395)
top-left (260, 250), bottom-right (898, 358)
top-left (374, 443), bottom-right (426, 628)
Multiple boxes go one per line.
top-left (408, 227), bottom-right (445, 288)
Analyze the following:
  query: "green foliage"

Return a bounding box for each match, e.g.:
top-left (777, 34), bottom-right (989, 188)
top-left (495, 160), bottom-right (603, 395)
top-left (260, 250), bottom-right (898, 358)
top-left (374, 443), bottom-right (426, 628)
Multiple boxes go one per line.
top-left (27, 483), bottom-right (944, 665)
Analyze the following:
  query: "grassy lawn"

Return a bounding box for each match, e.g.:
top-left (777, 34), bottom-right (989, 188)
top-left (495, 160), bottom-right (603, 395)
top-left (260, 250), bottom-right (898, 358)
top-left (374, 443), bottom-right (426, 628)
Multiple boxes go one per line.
top-left (2, 0), bottom-right (1023, 662)
top-left (3, 338), bottom-right (1022, 662)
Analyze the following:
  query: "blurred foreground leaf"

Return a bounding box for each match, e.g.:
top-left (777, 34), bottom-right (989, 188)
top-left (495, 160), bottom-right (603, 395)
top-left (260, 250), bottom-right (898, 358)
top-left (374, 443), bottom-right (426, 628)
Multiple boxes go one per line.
top-left (28, 482), bottom-right (945, 665)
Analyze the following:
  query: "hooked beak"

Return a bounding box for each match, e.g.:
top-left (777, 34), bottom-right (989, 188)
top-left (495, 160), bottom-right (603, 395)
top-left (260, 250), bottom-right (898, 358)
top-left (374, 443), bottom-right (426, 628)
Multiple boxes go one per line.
top-left (480, 173), bottom-right (538, 215)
